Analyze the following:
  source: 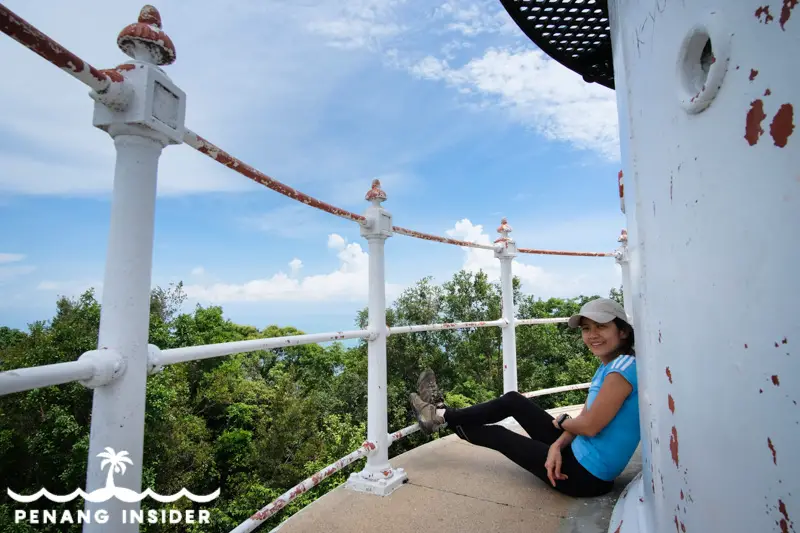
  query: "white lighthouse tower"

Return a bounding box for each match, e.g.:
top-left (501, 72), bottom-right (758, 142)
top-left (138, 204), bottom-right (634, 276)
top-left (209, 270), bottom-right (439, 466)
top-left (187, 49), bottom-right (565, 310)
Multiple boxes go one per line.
top-left (500, 1), bottom-right (799, 532)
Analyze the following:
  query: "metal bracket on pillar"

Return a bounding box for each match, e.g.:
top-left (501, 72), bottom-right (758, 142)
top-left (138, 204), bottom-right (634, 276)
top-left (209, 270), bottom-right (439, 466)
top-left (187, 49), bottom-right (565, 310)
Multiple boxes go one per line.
top-left (494, 218), bottom-right (518, 393)
top-left (348, 179), bottom-right (408, 496)
top-left (77, 348), bottom-right (126, 389)
top-left (146, 344), bottom-right (164, 375)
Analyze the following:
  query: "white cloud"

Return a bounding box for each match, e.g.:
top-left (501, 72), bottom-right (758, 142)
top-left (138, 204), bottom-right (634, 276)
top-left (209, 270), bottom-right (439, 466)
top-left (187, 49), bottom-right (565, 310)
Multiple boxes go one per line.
top-left (0, 265), bottom-right (36, 283)
top-left (190, 266), bottom-right (205, 276)
top-left (445, 219), bottom-right (621, 299)
top-left (36, 279), bottom-right (103, 297)
top-left (183, 233), bottom-right (402, 303)
top-left (305, 0), bottom-right (619, 159)
top-left (0, 254), bottom-right (34, 283)
top-left (0, 254), bottom-right (25, 264)
top-left (409, 48), bottom-right (619, 159)
top-left (306, 0), bottom-right (409, 50)
top-left (289, 259), bottom-right (303, 277)
top-left (327, 234), bottom-right (347, 249)
top-left (434, 1), bottom-right (517, 37)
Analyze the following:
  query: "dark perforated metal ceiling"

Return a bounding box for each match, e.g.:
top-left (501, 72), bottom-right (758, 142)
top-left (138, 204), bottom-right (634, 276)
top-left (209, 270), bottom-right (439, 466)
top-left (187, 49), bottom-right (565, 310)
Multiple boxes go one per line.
top-left (498, 0), bottom-right (615, 90)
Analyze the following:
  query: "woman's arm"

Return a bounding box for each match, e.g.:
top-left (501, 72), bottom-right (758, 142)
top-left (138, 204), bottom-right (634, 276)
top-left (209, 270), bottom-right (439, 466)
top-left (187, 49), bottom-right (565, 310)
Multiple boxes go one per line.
top-left (559, 373), bottom-right (633, 437)
top-left (552, 405), bottom-right (585, 448)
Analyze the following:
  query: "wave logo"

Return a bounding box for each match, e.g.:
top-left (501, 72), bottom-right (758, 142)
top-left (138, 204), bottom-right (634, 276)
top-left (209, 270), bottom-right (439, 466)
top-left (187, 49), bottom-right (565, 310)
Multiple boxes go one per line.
top-left (8, 447), bottom-right (220, 504)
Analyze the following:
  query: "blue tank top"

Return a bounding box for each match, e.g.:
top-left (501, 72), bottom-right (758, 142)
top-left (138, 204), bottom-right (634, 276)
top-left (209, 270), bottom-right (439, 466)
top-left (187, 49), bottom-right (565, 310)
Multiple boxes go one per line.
top-left (571, 354), bottom-right (640, 481)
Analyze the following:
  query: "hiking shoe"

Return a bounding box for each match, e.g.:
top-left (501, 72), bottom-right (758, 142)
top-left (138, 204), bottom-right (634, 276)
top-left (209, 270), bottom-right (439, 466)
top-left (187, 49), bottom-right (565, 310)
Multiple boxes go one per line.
top-left (409, 393), bottom-right (444, 434)
top-left (417, 368), bottom-right (446, 408)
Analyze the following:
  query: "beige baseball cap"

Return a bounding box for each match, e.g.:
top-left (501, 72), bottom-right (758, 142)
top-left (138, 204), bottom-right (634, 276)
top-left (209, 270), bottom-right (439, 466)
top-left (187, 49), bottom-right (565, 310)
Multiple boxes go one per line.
top-left (567, 298), bottom-right (630, 328)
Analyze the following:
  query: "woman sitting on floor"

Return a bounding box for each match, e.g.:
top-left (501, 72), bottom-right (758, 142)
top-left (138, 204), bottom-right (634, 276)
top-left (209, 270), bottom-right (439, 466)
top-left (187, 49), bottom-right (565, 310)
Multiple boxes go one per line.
top-left (409, 297), bottom-right (640, 497)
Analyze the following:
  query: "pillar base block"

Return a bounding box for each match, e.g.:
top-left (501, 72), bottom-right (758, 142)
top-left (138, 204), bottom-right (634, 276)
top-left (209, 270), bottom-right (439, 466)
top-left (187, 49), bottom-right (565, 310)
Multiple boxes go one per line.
top-left (345, 467), bottom-right (409, 496)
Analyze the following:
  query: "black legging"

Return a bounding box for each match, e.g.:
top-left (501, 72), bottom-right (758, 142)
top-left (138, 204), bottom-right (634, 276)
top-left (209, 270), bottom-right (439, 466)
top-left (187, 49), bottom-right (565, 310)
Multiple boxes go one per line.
top-left (444, 391), bottom-right (613, 497)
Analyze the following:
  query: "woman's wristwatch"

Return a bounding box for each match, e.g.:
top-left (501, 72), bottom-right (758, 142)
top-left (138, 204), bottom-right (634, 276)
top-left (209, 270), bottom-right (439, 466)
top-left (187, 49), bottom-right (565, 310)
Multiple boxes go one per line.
top-left (556, 413), bottom-right (571, 430)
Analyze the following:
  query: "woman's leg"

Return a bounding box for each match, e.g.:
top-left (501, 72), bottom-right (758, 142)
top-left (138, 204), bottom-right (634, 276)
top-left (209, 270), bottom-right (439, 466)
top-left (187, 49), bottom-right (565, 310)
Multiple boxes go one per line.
top-left (444, 391), bottom-right (562, 445)
top-left (454, 424), bottom-right (613, 497)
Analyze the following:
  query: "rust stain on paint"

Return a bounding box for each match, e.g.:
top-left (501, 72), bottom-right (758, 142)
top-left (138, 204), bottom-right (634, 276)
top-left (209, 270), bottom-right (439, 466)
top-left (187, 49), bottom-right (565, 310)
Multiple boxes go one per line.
top-left (659, 330), bottom-right (662, 343)
top-left (745, 100), bottom-right (768, 145)
top-left (778, 499), bottom-right (792, 532)
top-left (680, 523), bottom-right (686, 533)
top-left (668, 394), bottom-right (675, 413)
top-left (768, 437), bottom-right (777, 464)
top-left (765, 88), bottom-right (772, 96)
top-left (770, 104), bottom-right (795, 147)
top-left (666, 367), bottom-right (673, 383)
top-left (780, 0), bottom-right (798, 29)
top-left (756, 5), bottom-right (775, 22)
top-left (750, 69), bottom-right (759, 80)
top-left (670, 426), bottom-right (680, 466)
top-left (772, 375), bottom-right (781, 386)
top-left (745, 343), bottom-right (749, 348)
top-left (97, 69), bottom-right (124, 82)
top-left (614, 521), bottom-right (623, 533)
top-left (674, 516), bottom-right (680, 532)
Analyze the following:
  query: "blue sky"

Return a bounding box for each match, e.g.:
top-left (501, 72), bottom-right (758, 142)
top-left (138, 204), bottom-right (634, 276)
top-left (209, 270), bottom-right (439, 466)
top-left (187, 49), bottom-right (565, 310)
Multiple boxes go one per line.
top-left (0, 0), bottom-right (625, 335)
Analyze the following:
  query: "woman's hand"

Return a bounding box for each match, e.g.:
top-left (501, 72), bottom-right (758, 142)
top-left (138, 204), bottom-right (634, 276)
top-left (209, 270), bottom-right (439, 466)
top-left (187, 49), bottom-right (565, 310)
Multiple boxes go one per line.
top-left (545, 444), bottom-right (568, 487)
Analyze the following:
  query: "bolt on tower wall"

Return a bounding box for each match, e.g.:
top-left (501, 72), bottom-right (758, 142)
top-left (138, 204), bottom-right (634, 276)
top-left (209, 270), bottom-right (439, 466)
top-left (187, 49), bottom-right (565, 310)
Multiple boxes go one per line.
top-left (607, 2), bottom-right (799, 532)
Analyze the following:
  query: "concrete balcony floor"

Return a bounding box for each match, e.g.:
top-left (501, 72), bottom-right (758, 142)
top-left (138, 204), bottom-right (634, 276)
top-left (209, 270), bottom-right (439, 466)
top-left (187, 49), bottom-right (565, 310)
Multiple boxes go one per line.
top-left (275, 405), bottom-right (642, 533)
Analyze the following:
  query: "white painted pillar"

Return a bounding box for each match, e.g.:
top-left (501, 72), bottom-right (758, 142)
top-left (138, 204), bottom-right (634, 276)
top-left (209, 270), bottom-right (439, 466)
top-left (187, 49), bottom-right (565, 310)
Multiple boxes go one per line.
top-left (82, 134), bottom-right (164, 529)
top-left (494, 218), bottom-right (518, 393)
top-left (347, 179), bottom-right (407, 496)
top-left (607, 2), bottom-right (799, 533)
top-left (615, 229), bottom-right (633, 321)
top-left (80, 7), bottom-right (185, 532)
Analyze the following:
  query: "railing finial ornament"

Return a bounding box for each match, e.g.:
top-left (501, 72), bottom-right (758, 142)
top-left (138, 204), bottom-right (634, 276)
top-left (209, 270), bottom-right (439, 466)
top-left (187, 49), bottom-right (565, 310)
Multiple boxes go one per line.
top-left (495, 217), bottom-right (513, 244)
top-left (117, 5), bottom-right (176, 65)
top-left (365, 178), bottom-right (387, 205)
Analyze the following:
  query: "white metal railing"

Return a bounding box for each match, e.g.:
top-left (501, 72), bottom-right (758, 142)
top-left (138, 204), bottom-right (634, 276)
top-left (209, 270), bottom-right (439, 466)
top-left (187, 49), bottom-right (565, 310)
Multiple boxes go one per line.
top-left (0, 359), bottom-right (96, 396)
top-left (0, 4), bottom-right (631, 533)
top-left (154, 329), bottom-right (371, 369)
top-left (387, 318), bottom-right (507, 335)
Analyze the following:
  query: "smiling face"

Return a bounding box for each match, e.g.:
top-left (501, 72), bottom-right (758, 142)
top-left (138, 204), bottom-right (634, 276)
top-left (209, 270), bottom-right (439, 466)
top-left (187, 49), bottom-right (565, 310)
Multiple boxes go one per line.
top-left (580, 317), bottom-right (629, 362)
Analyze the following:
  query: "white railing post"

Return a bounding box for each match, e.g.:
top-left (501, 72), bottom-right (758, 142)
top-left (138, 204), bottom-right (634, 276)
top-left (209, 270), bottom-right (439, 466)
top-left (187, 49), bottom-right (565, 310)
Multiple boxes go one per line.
top-left (80, 7), bottom-right (185, 532)
top-left (347, 179), bottom-right (408, 496)
top-left (615, 229), bottom-right (633, 321)
top-left (494, 218), bottom-right (518, 394)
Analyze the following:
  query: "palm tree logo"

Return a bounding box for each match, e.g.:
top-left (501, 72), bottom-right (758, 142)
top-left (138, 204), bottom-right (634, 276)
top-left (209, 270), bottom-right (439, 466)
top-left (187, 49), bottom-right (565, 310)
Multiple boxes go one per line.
top-left (8, 447), bottom-right (220, 503)
top-left (97, 448), bottom-right (133, 490)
